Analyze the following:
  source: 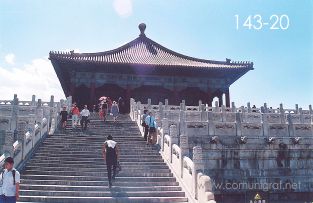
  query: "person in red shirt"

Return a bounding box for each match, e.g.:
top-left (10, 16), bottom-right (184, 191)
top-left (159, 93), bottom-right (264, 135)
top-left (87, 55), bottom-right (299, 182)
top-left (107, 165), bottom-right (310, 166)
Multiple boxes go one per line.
top-left (71, 103), bottom-right (80, 129)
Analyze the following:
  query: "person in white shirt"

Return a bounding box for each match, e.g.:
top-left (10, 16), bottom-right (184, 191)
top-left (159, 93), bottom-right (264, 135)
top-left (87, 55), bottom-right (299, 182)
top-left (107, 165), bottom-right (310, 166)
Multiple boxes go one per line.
top-left (80, 105), bottom-right (90, 131)
top-left (0, 157), bottom-right (20, 203)
top-left (102, 135), bottom-right (120, 188)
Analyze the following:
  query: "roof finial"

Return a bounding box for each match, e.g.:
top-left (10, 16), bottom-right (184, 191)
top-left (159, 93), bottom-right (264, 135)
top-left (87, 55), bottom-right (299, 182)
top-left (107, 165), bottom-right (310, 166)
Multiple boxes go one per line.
top-left (139, 23), bottom-right (146, 36)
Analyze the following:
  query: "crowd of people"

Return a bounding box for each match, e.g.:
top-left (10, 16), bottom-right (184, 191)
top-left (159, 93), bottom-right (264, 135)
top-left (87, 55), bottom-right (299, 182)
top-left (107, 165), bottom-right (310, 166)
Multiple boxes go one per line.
top-left (59, 96), bottom-right (126, 132)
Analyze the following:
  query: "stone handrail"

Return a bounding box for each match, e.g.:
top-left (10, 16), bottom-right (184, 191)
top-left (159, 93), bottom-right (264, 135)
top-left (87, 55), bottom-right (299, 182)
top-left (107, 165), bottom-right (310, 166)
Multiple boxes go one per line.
top-left (130, 98), bottom-right (216, 203)
top-left (130, 98), bottom-right (313, 201)
top-left (0, 94), bottom-right (70, 169)
top-left (130, 98), bottom-right (313, 140)
top-left (131, 98), bottom-right (312, 121)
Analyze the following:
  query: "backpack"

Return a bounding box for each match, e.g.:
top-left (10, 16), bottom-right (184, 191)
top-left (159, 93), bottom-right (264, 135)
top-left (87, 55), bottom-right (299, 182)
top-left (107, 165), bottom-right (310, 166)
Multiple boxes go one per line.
top-left (2, 169), bottom-right (16, 185)
top-left (105, 144), bottom-right (117, 156)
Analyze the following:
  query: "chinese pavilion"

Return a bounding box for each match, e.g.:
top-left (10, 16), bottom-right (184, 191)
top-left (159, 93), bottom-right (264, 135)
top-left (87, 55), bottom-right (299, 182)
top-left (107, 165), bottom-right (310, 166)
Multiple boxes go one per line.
top-left (49, 23), bottom-right (253, 111)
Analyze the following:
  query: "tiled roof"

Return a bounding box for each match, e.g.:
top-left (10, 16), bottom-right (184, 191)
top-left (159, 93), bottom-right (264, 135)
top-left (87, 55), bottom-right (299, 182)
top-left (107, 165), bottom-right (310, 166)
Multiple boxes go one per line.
top-left (49, 23), bottom-right (253, 70)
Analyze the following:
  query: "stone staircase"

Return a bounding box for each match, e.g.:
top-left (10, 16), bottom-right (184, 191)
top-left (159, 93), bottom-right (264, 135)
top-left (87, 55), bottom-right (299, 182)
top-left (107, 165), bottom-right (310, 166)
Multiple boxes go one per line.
top-left (18, 115), bottom-right (188, 203)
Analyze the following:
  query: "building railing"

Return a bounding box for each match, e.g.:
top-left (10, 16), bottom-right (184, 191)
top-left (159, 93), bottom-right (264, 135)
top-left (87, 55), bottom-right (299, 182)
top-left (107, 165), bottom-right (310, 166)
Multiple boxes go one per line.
top-left (130, 97), bottom-right (313, 203)
top-left (0, 94), bottom-right (71, 169)
top-left (130, 98), bottom-right (216, 203)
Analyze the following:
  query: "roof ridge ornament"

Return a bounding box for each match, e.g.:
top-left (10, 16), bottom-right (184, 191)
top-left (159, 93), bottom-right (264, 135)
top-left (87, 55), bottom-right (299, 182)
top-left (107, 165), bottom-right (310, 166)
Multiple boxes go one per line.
top-left (139, 23), bottom-right (146, 36)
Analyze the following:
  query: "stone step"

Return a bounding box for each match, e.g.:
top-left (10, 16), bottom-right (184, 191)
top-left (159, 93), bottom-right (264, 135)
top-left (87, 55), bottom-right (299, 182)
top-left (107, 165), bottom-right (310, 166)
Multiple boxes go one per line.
top-left (19, 196), bottom-right (188, 203)
top-left (23, 170), bottom-right (173, 177)
top-left (24, 165), bottom-right (170, 171)
top-left (35, 149), bottom-right (159, 154)
top-left (34, 151), bottom-right (159, 156)
top-left (20, 190), bottom-right (185, 198)
top-left (30, 157), bottom-right (163, 162)
top-left (27, 162), bottom-right (167, 168)
top-left (21, 175), bottom-right (176, 182)
top-left (21, 179), bottom-right (180, 187)
top-left (31, 156), bottom-right (163, 161)
top-left (28, 159), bottom-right (164, 165)
top-left (21, 184), bottom-right (182, 192)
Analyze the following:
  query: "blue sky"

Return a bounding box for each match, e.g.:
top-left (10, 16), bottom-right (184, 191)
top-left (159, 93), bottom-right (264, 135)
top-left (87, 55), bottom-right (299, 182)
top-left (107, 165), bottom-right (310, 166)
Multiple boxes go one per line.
top-left (0, 0), bottom-right (312, 109)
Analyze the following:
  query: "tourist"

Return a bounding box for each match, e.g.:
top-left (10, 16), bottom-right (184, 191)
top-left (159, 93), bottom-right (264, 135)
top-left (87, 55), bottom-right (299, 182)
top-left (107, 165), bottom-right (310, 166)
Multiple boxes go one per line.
top-left (92, 104), bottom-right (98, 113)
top-left (60, 106), bottom-right (68, 131)
top-left (0, 157), bottom-right (20, 203)
top-left (102, 135), bottom-right (120, 188)
top-left (111, 101), bottom-right (119, 122)
top-left (99, 102), bottom-right (104, 120)
top-left (142, 110), bottom-right (149, 142)
top-left (252, 105), bottom-right (257, 112)
top-left (71, 103), bottom-right (80, 129)
top-left (107, 97), bottom-right (113, 114)
top-left (80, 105), bottom-right (90, 131)
top-left (145, 112), bottom-right (157, 145)
top-left (102, 100), bottom-right (108, 122)
top-left (118, 97), bottom-right (124, 114)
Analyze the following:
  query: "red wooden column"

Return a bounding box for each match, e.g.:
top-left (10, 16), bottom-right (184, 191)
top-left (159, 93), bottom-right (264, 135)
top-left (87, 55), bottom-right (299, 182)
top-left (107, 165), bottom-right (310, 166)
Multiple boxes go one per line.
top-left (207, 88), bottom-right (213, 107)
top-left (225, 89), bottom-right (230, 107)
top-left (173, 88), bottom-right (179, 105)
top-left (218, 93), bottom-right (223, 107)
top-left (125, 86), bottom-right (132, 113)
top-left (70, 83), bottom-right (76, 98)
top-left (89, 83), bottom-right (95, 107)
top-left (69, 71), bottom-right (76, 99)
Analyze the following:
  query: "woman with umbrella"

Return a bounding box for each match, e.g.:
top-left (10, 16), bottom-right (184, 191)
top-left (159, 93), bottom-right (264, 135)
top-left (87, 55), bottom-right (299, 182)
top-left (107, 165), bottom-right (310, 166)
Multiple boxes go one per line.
top-left (98, 96), bottom-right (106, 120)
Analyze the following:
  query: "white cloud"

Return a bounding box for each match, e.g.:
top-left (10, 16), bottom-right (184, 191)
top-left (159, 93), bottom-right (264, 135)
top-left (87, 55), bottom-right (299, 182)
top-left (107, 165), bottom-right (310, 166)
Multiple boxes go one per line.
top-left (113, 0), bottom-right (133, 17)
top-left (0, 57), bottom-right (65, 102)
top-left (4, 53), bottom-right (15, 65)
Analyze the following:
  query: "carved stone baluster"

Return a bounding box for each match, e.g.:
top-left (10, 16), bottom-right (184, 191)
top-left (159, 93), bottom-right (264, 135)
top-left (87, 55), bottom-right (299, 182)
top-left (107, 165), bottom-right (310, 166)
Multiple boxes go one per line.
top-left (17, 121), bottom-right (27, 160)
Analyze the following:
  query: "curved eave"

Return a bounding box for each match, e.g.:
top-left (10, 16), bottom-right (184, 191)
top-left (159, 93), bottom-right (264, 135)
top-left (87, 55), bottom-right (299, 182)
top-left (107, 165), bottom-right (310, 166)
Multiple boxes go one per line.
top-left (49, 56), bottom-right (254, 72)
top-left (49, 35), bottom-right (254, 69)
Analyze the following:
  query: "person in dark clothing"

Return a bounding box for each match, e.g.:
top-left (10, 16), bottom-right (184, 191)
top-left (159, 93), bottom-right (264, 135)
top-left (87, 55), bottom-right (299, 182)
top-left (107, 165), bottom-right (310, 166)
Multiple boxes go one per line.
top-left (80, 105), bottom-right (90, 131)
top-left (59, 106), bottom-right (68, 130)
top-left (102, 101), bottom-right (108, 121)
top-left (102, 135), bottom-right (119, 188)
top-left (118, 97), bottom-right (124, 114)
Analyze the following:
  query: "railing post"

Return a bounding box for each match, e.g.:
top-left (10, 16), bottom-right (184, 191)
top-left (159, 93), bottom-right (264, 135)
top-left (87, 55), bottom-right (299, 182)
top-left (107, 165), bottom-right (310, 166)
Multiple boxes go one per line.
top-left (164, 99), bottom-right (169, 110)
top-left (17, 121), bottom-right (27, 160)
top-left (180, 134), bottom-right (189, 178)
top-left (147, 98), bottom-right (151, 111)
top-left (231, 102), bottom-right (236, 112)
top-left (180, 100), bottom-right (186, 111)
top-left (161, 118), bottom-right (169, 152)
top-left (247, 102), bottom-right (251, 113)
top-left (169, 125), bottom-right (178, 163)
top-left (193, 146), bottom-right (204, 199)
top-left (11, 94), bottom-right (19, 131)
top-left (179, 110), bottom-right (186, 136)
top-left (159, 102), bottom-right (163, 120)
top-left (3, 131), bottom-right (14, 157)
top-left (279, 103), bottom-right (285, 124)
top-left (31, 95), bottom-right (36, 106)
top-left (198, 100), bottom-right (202, 111)
top-left (200, 104), bottom-right (206, 121)
top-left (264, 102), bottom-right (268, 113)
top-left (36, 108), bottom-right (44, 138)
top-left (214, 101), bottom-right (219, 112)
